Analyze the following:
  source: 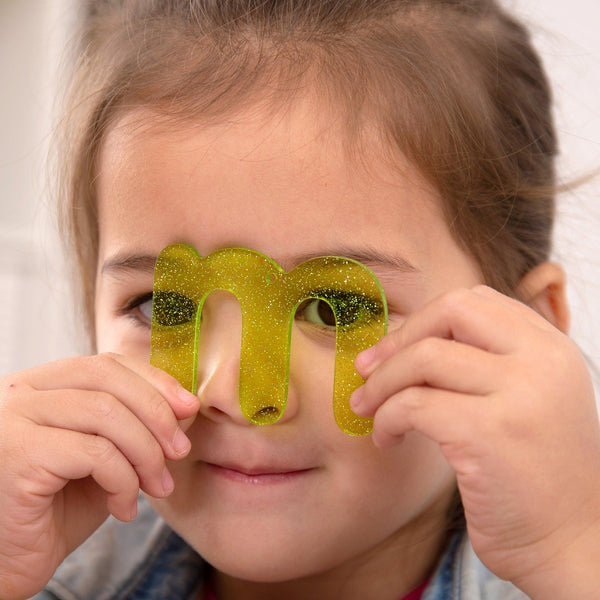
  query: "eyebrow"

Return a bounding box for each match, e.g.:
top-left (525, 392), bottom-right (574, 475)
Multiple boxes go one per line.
top-left (285, 246), bottom-right (418, 274)
top-left (101, 246), bottom-right (419, 278)
top-left (101, 253), bottom-right (158, 278)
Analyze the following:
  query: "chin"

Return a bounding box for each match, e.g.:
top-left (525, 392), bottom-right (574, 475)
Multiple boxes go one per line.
top-left (205, 553), bottom-right (314, 583)
top-left (221, 523), bottom-right (335, 579)
top-left (150, 500), bottom-right (354, 583)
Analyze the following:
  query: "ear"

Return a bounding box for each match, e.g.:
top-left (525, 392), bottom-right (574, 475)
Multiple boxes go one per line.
top-left (516, 262), bottom-right (570, 334)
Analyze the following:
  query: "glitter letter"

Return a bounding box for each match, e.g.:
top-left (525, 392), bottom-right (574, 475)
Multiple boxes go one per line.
top-left (150, 244), bottom-right (387, 435)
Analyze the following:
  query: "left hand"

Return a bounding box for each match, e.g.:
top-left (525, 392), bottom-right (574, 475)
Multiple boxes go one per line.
top-left (351, 285), bottom-right (600, 598)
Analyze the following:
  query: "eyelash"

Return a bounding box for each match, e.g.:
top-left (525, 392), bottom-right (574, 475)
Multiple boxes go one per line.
top-left (119, 289), bottom-right (384, 332)
top-left (296, 289), bottom-right (384, 330)
top-left (119, 292), bottom-right (154, 329)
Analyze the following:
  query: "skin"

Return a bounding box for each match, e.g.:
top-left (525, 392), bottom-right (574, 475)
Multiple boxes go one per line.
top-left (0, 97), bottom-right (599, 600)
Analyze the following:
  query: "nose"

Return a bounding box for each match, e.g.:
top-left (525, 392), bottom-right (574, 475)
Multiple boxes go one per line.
top-left (196, 291), bottom-right (299, 426)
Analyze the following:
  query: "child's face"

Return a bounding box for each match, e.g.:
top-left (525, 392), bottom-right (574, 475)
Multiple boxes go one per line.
top-left (94, 101), bottom-right (482, 582)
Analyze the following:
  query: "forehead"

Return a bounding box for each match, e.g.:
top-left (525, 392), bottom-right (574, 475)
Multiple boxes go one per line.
top-left (95, 102), bottom-right (447, 269)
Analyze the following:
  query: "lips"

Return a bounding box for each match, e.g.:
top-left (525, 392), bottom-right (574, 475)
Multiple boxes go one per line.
top-left (189, 428), bottom-right (320, 486)
top-left (213, 462), bottom-right (306, 475)
top-left (202, 457), bottom-right (316, 485)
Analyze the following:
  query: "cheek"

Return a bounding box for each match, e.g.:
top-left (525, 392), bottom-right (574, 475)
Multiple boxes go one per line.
top-left (330, 433), bottom-right (457, 542)
top-left (95, 311), bottom-right (151, 359)
top-left (113, 336), bottom-right (152, 360)
top-left (387, 434), bottom-right (456, 503)
top-left (94, 308), bottom-right (115, 354)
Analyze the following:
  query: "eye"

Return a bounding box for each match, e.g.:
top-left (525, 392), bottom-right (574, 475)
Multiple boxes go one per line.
top-left (296, 290), bottom-right (384, 329)
top-left (138, 296), bottom-right (153, 322)
top-left (297, 298), bottom-right (337, 328)
top-left (152, 291), bottom-right (197, 327)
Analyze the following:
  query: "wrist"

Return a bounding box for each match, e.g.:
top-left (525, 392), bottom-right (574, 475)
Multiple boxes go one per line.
top-left (512, 514), bottom-right (600, 600)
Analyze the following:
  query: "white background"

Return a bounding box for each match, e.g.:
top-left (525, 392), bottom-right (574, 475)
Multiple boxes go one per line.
top-left (0, 1), bottom-right (599, 386)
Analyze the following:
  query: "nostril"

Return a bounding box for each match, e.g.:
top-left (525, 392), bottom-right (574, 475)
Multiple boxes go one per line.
top-left (205, 406), bottom-right (229, 419)
top-left (251, 405), bottom-right (280, 424)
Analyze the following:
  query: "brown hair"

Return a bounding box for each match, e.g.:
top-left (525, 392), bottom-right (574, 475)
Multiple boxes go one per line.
top-left (56, 0), bottom-right (557, 349)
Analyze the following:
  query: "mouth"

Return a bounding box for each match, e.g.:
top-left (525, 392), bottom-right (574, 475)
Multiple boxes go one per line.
top-left (204, 461), bottom-right (315, 485)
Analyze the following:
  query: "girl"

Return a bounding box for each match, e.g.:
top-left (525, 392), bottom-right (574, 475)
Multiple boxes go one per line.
top-left (1, 1), bottom-right (599, 598)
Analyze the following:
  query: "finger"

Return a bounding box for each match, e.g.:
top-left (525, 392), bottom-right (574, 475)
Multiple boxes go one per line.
top-left (371, 386), bottom-right (483, 453)
top-left (26, 426), bottom-right (142, 522)
top-left (15, 353), bottom-right (199, 419)
top-left (11, 355), bottom-right (197, 459)
top-left (471, 285), bottom-right (559, 333)
top-left (352, 337), bottom-right (500, 417)
top-left (357, 286), bottom-right (541, 376)
top-left (109, 353), bottom-right (202, 418)
top-left (19, 388), bottom-right (177, 498)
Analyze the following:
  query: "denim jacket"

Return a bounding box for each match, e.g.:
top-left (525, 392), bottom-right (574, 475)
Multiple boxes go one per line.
top-left (32, 498), bottom-right (529, 600)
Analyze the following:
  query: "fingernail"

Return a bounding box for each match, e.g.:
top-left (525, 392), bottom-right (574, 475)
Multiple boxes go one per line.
top-left (172, 427), bottom-right (191, 455)
top-left (356, 345), bottom-right (376, 373)
top-left (350, 386), bottom-right (364, 409)
top-left (162, 467), bottom-right (175, 495)
top-left (178, 386), bottom-right (199, 406)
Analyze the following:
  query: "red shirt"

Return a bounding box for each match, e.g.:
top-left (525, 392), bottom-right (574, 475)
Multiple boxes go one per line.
top-left (404, 580), bottom-right (429, 600)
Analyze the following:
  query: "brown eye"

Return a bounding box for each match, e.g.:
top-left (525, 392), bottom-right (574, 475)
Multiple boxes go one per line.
top-left (296, 290), bottom-right (384, 330)
top-left (299, 298), bottom-right (336, 327)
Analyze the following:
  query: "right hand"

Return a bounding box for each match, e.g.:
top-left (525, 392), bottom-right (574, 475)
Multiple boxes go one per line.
top-left (0, 353), bottom-right (200, 600)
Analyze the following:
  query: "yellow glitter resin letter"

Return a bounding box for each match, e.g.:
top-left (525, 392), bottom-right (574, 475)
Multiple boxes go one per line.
top-left (150, 244), bottom-right (387, 435)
